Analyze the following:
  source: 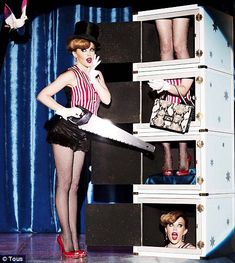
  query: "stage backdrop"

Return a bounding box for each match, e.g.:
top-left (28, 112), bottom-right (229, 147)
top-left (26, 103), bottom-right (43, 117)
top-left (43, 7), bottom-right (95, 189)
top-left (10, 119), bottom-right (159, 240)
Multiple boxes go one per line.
top-left (0, 4), bottom-right (131, 232)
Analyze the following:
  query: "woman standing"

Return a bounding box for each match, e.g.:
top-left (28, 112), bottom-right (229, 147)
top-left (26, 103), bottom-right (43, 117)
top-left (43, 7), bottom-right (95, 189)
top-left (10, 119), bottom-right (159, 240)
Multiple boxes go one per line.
top-left (37, 21), bottom-right (111, 259)
top-left (148, 17), bottom-right (193, 176)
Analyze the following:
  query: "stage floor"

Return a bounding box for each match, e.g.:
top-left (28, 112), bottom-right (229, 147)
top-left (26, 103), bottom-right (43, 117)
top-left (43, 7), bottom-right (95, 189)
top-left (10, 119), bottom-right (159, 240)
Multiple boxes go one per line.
top-left (0, 233), bottom-right (234, 263)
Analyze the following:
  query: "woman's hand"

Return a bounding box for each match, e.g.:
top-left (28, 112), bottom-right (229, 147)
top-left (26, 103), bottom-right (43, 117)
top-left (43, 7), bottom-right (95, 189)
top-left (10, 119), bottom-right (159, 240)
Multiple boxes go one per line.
top-left (88, 55), bottom-right (101, 84)
top-left (87, 55), bottom-right (111, 105)
top-left (55, 107), bottom-right (83, 120)
top-left (147, 79), bottom-right (171, 93)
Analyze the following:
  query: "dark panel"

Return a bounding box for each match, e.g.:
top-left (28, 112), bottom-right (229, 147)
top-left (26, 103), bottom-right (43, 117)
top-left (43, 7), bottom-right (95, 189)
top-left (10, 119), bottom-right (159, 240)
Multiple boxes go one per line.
top-left (143, 142), bottom-right (164, 180)
top-left (97, 22), bottom-right (141, 63)
top-left (142, 81), bottom-right (155, 123)
top-left (142, 16), bottom-right (195, 62)
top-left (188, 17), bottom-right (195, 59)
top-left (91, 136), bottom-right (141, 184)
top-left (98, 81), bottom-right (140, 123)
top-left (143, 203), bottom-right (196, 247)
top-left (86, 204), bottom-right (141, 246)
top-left (93, 185), bottom-right (133, 203)
top-left (142, 20), bottom-right (160, 62)
top-left (98, 63), bottom-right (133, 82)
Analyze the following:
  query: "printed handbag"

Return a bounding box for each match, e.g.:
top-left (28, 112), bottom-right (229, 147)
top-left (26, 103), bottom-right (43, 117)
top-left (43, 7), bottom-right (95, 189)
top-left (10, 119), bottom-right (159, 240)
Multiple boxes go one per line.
top-left (150, 86), bottom-right (194, 134)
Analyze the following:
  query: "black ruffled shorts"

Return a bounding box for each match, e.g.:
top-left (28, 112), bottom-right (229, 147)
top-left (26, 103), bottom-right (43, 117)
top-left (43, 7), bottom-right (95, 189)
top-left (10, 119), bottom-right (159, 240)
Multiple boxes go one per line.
top-left (44, 115), bottom-right (89, 152)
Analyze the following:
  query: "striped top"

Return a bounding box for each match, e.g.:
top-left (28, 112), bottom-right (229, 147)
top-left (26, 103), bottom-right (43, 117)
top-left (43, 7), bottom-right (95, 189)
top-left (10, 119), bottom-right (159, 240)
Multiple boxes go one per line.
top-left (165, 79), bottom-right (191, 104)
top-left (178, 243), bottom-right (195, 249)
top-left (69, 65), bottom-right (100, 115)
top-left (166, 243), bottom-right (195, 249)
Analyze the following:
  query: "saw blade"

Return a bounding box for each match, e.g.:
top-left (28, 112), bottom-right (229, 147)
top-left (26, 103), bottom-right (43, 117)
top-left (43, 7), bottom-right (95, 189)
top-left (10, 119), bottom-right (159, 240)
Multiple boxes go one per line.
top-left (68, 109), bottom-right (155, 153)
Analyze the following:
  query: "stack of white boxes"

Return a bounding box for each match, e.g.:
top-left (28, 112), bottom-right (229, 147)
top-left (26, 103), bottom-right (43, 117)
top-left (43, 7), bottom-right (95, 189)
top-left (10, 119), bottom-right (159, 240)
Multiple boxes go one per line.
top-left (132, 4), bottom-right (234, 259)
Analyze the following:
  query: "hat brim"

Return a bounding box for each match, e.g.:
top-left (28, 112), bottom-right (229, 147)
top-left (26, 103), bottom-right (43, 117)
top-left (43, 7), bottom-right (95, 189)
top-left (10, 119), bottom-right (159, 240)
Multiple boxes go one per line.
top-left (69, 33), bottom-right (100, 48)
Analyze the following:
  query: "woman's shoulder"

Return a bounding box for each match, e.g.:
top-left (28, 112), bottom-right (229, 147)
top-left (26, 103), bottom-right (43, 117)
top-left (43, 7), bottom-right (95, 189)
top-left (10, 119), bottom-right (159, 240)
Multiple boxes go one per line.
top-left (56, 68), bottom-right (76, 85)
top-left (64, 65), bottom-right (82, 78)
top-left (67, 65), bottom-right (79, 72)
top-left (67, 65), bottom-right (86, 77)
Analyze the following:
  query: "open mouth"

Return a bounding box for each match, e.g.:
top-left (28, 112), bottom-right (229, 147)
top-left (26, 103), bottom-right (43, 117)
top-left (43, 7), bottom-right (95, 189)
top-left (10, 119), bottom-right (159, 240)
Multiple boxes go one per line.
top-left (172, 232), bottom-right (178, 241)
top-left (86, 58), bottom-right (92, 63)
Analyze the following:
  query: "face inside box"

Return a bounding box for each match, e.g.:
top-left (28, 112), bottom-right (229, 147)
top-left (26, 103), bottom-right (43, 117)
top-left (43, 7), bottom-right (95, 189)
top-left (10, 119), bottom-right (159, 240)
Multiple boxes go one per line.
top-left (133, 194), bottom-right (235, 258)
top-left (142, 16), bottom-right (195, 63)
top-left (142, 203), bottom-right (196, 248)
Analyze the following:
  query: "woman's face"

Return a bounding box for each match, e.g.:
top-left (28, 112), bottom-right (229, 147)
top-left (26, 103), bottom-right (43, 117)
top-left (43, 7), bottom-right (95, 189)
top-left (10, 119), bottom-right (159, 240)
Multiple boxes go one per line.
top-left (73, 42), bottom-right (96, 68)
top-left (165, 217), bottom-right (188, 246)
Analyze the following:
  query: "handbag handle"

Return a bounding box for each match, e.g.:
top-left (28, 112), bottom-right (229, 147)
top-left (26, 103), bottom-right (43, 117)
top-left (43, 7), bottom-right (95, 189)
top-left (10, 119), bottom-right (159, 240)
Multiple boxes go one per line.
top-left (173, 85), bottom-right (195, 107)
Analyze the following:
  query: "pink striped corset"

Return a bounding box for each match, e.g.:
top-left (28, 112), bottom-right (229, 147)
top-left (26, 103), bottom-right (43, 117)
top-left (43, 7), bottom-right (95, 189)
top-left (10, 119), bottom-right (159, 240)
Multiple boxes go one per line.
top-left (69, 65), bottom-right (100, 115)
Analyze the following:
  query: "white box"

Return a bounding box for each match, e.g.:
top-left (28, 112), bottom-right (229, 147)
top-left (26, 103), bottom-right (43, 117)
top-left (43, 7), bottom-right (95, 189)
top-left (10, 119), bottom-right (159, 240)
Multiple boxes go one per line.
top-left (133, 193), bottom-right (235, 259)
top-left (135, 66), bottom-right (234, 133)
top-left (133, 129), bottom-right (234, 194)
top-left (133, 4), bottom-right (233, 75)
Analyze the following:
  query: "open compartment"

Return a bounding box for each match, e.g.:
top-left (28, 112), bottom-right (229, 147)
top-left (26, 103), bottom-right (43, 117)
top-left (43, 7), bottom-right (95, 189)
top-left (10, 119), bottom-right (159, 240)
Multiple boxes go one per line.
top-left (133, 130), bottom-right (234, 194)
top-left (136, 64), bottom-right (234, 133)
top-left (133, 4), bottom-right (233, 74)
top-left (133, 193), bottom-right (235, 259)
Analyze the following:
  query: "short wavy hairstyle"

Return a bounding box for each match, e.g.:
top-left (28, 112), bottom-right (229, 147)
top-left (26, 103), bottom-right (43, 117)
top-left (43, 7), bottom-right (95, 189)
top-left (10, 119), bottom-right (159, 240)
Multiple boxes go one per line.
top-left (160, 210), bottom-right (189, 229)
top-left (66, 38), bottom-right (92, 53)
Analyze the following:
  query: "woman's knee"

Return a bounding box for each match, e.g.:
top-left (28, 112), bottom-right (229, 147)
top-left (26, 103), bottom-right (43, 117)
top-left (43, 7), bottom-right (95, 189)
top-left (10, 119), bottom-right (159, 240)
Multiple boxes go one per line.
top-left (57, 177), bottom-right (72, 192)
top-left (173, 42), bottom-right (189, 58)
top-left (160, 42), bottom-right (173, 56)
top-left (70, 181), bottom-right (80, 193)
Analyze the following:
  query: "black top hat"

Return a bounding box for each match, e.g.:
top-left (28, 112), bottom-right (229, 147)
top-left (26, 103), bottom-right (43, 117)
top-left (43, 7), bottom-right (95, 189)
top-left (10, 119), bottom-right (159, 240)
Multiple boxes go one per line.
top-left (69, 21), bottom-right (100, 48)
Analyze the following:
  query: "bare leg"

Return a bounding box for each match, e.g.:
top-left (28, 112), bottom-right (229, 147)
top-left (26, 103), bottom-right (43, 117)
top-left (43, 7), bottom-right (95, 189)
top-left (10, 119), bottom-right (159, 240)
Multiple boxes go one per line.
top-left (178, 142), bottom-right (189, 170)
top-left (162, 142), bottom-right (173, 171)
top-left (53, 144), bottom-right (74, 252)
top-left (172, 18), bottom-right (190, 59)
top-left (156, 19), bottom-right (174, 169)
top-left (69, 150), bottom-right (85, 250)
top-left (155, 19), bottom-right (174, 60)
top-left (156, 18), bottom-right (191, 174)
top-left (173, 18), bottom-right (190, 171)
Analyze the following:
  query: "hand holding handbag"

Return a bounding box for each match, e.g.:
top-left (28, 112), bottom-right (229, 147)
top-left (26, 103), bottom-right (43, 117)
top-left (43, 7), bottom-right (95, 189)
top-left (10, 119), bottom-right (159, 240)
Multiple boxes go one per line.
top-left (150, 85), bottom-right (194, 134)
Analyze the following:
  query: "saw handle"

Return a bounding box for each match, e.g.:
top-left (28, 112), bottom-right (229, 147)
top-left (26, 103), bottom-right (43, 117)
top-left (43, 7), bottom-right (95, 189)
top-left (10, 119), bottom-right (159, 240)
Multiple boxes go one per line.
top-left (67, 106), bottom-right (92, 126)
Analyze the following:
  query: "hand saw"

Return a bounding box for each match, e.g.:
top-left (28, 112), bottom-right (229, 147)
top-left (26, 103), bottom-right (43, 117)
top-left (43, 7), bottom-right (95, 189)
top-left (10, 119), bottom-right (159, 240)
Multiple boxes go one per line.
top-left (68, 107), bottom-right (155, 153)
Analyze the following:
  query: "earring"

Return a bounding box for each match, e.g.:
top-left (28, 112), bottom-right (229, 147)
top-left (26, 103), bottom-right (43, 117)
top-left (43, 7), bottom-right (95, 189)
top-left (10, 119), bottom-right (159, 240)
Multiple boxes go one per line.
top-left (182, 235), bottom-right (185, 242)
top-left (165, 234), bottom-right (168, 241)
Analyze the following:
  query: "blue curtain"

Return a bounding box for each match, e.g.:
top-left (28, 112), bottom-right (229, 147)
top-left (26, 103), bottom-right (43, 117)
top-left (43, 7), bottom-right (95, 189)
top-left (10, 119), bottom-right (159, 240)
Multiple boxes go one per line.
top-left (0, 4), bottom-right (131, 232)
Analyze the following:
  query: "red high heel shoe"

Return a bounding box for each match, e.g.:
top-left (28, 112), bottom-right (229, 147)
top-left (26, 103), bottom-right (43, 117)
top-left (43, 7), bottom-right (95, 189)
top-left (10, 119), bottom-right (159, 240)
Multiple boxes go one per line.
top-left (74, 249), bottom-right (87, 258)
top-left (57, 235), bottom-right (87, 258)
top-left (176, 154), bottom-right (192, 176)
top-left (57, 235), bottom-right (64, 252)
